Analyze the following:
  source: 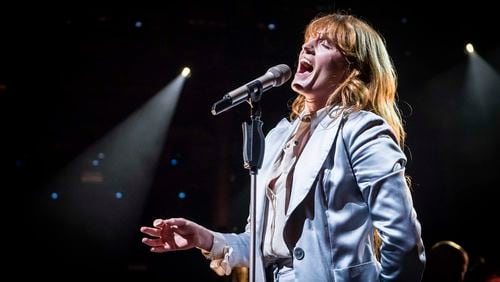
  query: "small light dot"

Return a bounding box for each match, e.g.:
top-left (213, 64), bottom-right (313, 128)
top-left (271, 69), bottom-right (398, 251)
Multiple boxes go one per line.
top-left (51, 192), bottom-right (58, 200)
top-left (92, 159), bottom-right (100, 167)
top-left (465, 43), bottom-right (474, 54)
top-left (170, 159), bottom-right (178, 166)
top-left (115, 192), bottom-right (123, 199)
top-left (178, 192), bottom-right (186, 199)
top-left (267, 23), bottom-right (276, 30)
top-left (181, 67), bottom-right (191, 78)
top-left (97, 152), bottom-right (105, 159)
top-left (135, 21), bottom-right (142, 28)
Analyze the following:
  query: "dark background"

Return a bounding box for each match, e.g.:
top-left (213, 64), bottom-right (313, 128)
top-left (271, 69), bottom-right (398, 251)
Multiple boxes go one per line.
top-left (5, 1), bottom-right (499, 280)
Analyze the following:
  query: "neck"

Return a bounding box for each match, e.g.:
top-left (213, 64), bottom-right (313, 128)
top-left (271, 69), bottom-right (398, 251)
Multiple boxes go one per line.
top-left (305, 98), bottom-right (327, 113)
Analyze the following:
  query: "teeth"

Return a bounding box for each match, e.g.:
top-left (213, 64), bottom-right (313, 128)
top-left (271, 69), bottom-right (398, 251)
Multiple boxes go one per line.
top-left (299, 58), bottom-right (313, 73)
top-left (300, 58), bottom-right (311, 67)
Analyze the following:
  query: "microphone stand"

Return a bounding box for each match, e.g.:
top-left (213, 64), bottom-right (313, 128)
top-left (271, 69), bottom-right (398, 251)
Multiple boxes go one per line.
top-left (241, 80), bottom-right (265, 282)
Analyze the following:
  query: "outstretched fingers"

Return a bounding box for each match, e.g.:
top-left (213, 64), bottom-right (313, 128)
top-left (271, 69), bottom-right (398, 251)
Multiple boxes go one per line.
top-left (140, 226), bottom-right (161, 237)
top-left (150, 246), bottom-right (170, 253)
top-left (142, 237), bottom-right (165, 247)
top-left (140, 217), bottom-right (198, 252)
top-left (163, 218), bottom-right (188, 227)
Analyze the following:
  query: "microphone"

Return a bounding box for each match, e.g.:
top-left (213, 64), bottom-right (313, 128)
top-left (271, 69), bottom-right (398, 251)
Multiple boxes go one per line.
top-left (211, 64), bottom-right (292, 115)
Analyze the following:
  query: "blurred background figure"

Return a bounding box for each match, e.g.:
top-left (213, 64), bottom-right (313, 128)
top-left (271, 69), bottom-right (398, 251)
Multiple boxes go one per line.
top-left (423, 240), bottom-right (469, 282)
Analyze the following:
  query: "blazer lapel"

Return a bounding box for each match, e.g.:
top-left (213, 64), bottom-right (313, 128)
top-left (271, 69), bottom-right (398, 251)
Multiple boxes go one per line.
top-left (286, 113), bottom-right (343, 216)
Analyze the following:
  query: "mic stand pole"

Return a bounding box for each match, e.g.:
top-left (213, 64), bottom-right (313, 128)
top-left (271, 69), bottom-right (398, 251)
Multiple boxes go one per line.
top-left (242, 81), bottom-right (265, 282)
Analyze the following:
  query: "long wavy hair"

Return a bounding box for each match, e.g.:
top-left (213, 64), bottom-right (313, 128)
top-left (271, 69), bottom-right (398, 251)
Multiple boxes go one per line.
top-left (290, 12), bottom-right (406, 148)
top-left (291, 12), bottom-right (409, 260)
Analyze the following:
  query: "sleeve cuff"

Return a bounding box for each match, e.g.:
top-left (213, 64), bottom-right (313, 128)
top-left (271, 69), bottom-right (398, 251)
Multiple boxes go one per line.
top-left (209, 246), bottom-right (233, 276)
top-left (200, 231), bottom-right (226, 260)
top-left (198, 232), bottom-right (233, 276)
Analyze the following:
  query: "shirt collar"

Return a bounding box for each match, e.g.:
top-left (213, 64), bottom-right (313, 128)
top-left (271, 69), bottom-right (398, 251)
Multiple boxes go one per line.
top-left (298, 106), bottom-right (330, 131)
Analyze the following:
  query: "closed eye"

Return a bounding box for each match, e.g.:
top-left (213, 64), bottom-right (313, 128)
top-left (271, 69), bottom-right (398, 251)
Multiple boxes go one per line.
top-left (319, 39), bottom-right (332, 49)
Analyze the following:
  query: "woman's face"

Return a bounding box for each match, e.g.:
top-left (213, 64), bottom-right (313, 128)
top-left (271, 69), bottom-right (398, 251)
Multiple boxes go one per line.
top-left (292, 33), bottom-right (348, 107)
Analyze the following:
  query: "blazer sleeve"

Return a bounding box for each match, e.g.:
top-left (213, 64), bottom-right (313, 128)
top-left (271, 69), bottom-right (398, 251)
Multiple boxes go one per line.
top-left (199, 118), bottom-right (292, 275)
top-left (343, 111), bottom-right (426, 282)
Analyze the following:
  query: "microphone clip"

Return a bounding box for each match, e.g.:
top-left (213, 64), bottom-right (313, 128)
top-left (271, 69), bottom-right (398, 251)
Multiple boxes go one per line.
top-left (246, 80), bottom-right (263, 103)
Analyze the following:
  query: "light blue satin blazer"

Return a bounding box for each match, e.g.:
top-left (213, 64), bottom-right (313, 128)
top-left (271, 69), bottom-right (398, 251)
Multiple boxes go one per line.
top-left (220, 110), bottom-right (426, 281)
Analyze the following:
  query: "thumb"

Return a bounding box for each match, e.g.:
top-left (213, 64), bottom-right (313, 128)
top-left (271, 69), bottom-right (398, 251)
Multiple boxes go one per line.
top-left (153, 219), bottom-right (164, 228)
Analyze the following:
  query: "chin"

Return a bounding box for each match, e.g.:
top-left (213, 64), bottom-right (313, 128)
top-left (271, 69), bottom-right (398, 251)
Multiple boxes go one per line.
top-left (292, 83), bottom-right (312, 97)
top-left (292, 81), bottom-right (306, 92)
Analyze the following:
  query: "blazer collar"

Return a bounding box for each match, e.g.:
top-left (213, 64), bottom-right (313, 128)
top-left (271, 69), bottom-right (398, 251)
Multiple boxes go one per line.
top-left (286, 109), bottom-right (344, 216)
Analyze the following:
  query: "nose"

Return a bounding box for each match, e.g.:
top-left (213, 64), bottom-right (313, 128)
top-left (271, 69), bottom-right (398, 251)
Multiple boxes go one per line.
top-left (302, 40), bottom-right (315, 54)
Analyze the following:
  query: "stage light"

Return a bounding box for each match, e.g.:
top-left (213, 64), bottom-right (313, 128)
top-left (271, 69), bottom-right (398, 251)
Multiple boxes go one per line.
top-left (46, 73), bottom-right (186, 252)
top-left (178, 191), bottom-right (186, 199)
top-left (170, 158), bottom-right (178, 166)
top-left (135, 21), bottom-right (143, 28)
top-left (181, 67), bottom-right (191, 78)
top-left (465, 43), bottom-right (474, 54)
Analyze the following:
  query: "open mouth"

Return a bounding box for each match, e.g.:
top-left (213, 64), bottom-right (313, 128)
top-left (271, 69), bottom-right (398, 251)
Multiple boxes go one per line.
top-left (298, 59), bottom-right (313, 74)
